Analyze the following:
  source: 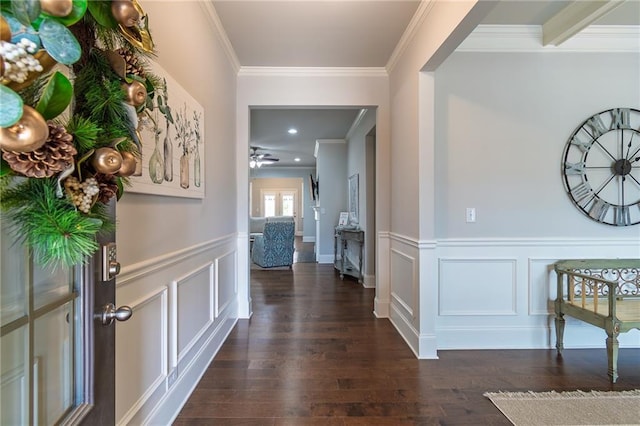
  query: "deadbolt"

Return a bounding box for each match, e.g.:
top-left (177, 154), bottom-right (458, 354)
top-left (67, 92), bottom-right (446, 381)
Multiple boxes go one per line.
top-left (97, 303), bottom-right (132, 326)
top-left (102, 242), bottom-right (120, 281)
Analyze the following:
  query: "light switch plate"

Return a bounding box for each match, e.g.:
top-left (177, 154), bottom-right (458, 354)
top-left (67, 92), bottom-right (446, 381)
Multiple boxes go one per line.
top-left (466, 208), bottom-right (476, 223)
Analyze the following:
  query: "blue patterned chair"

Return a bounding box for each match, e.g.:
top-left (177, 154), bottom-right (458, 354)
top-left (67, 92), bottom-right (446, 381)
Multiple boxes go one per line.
top-left (251, 221), bottom-right (295, 268)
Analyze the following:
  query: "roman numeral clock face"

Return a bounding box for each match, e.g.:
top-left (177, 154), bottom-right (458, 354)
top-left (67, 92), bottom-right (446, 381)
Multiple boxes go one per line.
top-left (562, 108), bottom-right (640, 226)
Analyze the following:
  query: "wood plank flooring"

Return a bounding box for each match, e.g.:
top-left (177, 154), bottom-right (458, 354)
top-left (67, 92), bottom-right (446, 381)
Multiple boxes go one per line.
top-left (174, 263), bottom-right (640, 425)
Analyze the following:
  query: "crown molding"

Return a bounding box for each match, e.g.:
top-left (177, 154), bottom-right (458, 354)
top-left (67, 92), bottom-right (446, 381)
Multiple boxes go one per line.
top-left (345, 108), bottom-right (369, 140)
top-left (386, 0), bottom-right (437, 73)
top-left (200, 1), bottom-right (241, 73)
top-left (457, 24), bottom-right (640, 53)
top-left (237, 67), bottom-right (388, 78)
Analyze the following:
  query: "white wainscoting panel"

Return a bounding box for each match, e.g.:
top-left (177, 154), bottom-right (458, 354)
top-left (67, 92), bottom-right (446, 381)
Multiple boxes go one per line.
top-left (115, 235), bottom-right (238, 426)
top-left (439, 258), bottom-right (517, 316)
top-left (175, 263), bottom-right (214, 363)
top-left (390, 249), bottom-right (416, 319)
top-left (433, 238), bottom-right (640, 350)
top-left (116, 288), bottom-right (168, 424)
top-left (216, 251), bottom-right (237, 318)
top-left (528, 258), bottom-right (557, 316)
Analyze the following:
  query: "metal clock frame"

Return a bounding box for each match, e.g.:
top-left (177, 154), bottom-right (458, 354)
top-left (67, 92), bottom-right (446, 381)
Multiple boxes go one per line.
top-left (561, 107), bottom-right (640, 226)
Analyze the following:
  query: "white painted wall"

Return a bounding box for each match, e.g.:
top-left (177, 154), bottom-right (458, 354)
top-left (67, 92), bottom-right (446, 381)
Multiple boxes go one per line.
top-left (316, 140), bottom-right (348, 261)
top-left (346, 109), bottom-right (377, 282)
top-left (432, 50), bottom-right (640, 350)
top-left (386, 0), bottom-right (491, 358)
top-left (435, 51), bottom-right (640, 239)
top-left (114, 2), bottom-right (239, 424)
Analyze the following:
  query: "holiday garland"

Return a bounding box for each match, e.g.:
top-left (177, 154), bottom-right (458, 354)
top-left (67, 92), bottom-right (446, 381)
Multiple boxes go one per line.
top-left (0, 0), bottom-right (162, 268)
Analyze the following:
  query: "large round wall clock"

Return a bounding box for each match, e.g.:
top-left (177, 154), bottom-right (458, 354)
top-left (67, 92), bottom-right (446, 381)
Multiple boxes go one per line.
top-left (562, 108), bottom-right (640, 226)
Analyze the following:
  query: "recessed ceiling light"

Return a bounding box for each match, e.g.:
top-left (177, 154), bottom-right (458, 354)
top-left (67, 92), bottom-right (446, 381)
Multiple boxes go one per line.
top-left (288, 128), bottom-right (298, 134)
top-left (294, 157), bottom-right (301, 162)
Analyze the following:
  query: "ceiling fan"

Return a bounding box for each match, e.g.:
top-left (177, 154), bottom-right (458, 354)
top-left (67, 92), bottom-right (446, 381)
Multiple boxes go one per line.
top-left (249, 146), bottom-right (279, 168)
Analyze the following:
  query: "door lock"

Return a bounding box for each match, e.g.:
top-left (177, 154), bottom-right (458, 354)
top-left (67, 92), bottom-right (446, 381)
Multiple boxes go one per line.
top-left (102, 242), bottom-right (120, 281)
top-left (96, 303), bottom-right (132, 326)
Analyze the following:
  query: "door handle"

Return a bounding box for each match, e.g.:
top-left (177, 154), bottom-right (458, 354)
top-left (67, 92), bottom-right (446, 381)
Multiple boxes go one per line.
top-left (96, 303), bottom-right (132, 326)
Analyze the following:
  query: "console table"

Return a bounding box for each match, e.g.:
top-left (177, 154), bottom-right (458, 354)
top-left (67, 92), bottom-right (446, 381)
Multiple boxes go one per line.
top-left (334, 227), bottom-right (364, 283)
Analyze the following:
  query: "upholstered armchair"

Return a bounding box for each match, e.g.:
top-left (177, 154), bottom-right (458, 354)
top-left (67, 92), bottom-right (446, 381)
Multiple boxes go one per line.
top-left (251, 221), bottom-right (295, 268)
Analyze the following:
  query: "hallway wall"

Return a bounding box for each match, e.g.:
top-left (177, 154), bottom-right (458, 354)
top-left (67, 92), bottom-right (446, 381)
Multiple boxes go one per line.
top-left (114, 2), bottom-right (239, 424)
top-left (432, 48), bottom-right (640, 349)
top-left (386, 1), bottom-right (640, 357)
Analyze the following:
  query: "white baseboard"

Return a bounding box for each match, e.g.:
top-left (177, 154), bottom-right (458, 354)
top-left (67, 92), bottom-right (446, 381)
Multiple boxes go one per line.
top-left (302, 236), bottom-right (316, 243)
top-left (317, 254), bottom-right (334, 264)
top-left (141, 317), bottom-right (237, 425)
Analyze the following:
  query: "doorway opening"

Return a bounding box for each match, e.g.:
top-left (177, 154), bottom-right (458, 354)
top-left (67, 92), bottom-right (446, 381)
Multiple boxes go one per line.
top-left (246, 106), bottom-right (378, 289)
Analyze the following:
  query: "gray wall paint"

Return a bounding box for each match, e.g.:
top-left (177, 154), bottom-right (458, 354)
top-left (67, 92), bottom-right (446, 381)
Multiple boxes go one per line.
top-left (347, 109), bottom-right (377, 276)
top-left (434, 51), bottom-right (640, 239)
top-left (316, 141), bottom-right (348, 258)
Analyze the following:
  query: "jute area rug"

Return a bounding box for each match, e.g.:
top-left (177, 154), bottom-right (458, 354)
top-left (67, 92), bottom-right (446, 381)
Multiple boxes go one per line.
top-left (484, 390), bottom-right (640, 426)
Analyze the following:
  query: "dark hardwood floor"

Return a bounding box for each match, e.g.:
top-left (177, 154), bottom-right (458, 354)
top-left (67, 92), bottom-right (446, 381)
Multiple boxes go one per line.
top-left (174, 263), bottom-right (640, 425)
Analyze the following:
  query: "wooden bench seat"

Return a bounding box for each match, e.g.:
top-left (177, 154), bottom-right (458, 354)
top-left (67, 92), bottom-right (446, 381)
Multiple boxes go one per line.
top-left (554, 259), bottom-right (640, 383)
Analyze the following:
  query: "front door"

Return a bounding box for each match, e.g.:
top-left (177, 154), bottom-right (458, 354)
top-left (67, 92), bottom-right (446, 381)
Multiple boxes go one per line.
top-left (0, 200), bottom-right (125, 425)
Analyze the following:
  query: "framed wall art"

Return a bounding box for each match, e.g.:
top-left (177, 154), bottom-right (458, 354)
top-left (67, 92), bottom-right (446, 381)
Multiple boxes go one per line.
top-left (128, 60), bottom-right (204, 198)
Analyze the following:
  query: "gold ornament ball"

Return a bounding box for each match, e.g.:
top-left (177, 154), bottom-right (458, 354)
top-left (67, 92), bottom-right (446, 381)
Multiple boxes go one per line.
top-left (91, 147), bottom-right (123, 175)
top-left (40, 0), bottom-right (73, 17)
top-left (0, 106), bottom-right (49, 152)
top-left (111, 0), bottom-right (140, 27)
top-left (1, 15), bottom-right (10, 42)
top-left (116, 151), bottom-right (137, 177)
top-left (122, 80), bottom-right (147, 107)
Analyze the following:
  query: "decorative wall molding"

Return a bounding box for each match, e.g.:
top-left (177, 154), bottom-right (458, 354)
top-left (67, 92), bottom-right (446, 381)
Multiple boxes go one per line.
top-left (437, 237), bottom-right (640, 248)
top-left (238, 67), bottom-right (388, 78)
top-left (174, 263), bottom-right (215, 364)
top-left (215, 250), bottom-right (237, 318)
top-left (457, 24), bottom-right (640, 53)
top-left (528, 258), bottom-right (557, 316)
top-left (143, 317), bottom-right (237, 426)
top-left (386, 0), bottom-right (437, 73)
top-left (118, 234), bottom-right (236, 286)
top-left (389, 232), bottom-right (437, 249)
top-left (115, 236), bottom-right (238, 425)
top-left (438, 258), bottom-right (517, 316)
top-left (117, 288), bottom-right (168, 426)
top-left (302, 236), bottom-right (316, 243)
top-left (199, 1), bottom-right (241, 73)
top-left (390, 248), bottom-right (417, 319)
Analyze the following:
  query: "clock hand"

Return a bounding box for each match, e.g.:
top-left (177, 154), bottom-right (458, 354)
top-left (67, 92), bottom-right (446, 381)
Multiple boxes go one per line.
top-left (592, 173), bottom-right (617, 198)
top-left (625, 132), bottom-right (638, 161)
top-left (583, 127), bottom-right (618, 162)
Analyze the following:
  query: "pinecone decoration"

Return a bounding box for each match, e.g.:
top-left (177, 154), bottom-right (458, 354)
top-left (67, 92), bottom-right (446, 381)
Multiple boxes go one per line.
top-left (116, 48), bottom-right (146, 79)
top-left (2, 122), bottom-right (77, 178)
top-left (94, 173), bottom-right (119, 203)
